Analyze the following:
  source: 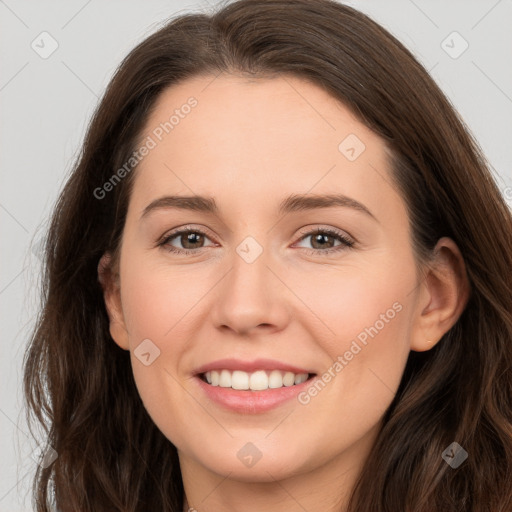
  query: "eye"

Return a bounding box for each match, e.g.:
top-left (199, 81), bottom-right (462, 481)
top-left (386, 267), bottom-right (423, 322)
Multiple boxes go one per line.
top-left (158, 226), bottom-right (215, 255)
top-left (293, 227), bottom-right (354, 255)
top-left (157, 225), bottom-right (354, 256)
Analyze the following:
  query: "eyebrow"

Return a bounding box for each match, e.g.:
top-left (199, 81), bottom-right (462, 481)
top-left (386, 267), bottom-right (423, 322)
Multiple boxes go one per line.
top-left (140, 193), bottom-right (377, 221)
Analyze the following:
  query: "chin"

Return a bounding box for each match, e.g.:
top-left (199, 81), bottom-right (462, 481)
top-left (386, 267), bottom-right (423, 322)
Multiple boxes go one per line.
top-left (191, 441), bottom-right (313, 482)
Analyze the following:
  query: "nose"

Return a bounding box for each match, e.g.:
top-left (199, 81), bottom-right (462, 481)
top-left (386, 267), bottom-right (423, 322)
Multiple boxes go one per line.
top-left (210, 240), bottom-right (290, 337)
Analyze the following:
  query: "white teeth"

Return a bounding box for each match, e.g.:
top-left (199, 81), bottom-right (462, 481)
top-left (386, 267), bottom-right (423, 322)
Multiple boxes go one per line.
top-left (203, 369), bottom-right (310, 390)
top-left (249, 370), bottom-right (268, 390)
top-left (268, 370), bottom-right (283, 388)
top-left (219, 369), bottom-right (231, 388)
top-left (232, 370), bottom-right (249, 390)
top-left (283, 372), bottom-right (295, 386)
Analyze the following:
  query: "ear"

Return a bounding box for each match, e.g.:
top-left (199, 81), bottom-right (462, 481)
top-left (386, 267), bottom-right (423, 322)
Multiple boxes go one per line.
top-left (410, 237), bottom-right (470, 352)
top-left (97, 252), bottom-right (130, 350)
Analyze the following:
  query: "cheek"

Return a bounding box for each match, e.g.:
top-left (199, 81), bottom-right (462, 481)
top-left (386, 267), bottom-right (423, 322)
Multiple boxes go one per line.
top-left (117, 255), bottom-right (219, 393)
top-left (292, 264), bottom-right (407, 351)
top-left (119, 258), bottom-right (204, 345)
top-left (292, 274), bottom-right (411, 452)
top-left (293, 263), bottom-right (412, 406)
top-left (117, 262), bottom-right (201, 443)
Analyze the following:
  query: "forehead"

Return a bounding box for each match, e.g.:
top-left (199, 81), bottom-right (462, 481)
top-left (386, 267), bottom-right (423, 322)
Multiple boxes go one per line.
top-left (141, 72), bottom-right (371, 150)
top-left (128, 73), bottom-right (403, 228)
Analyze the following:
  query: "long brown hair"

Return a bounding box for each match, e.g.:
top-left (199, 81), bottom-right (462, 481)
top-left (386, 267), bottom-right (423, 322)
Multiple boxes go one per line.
top-left (23, 0), bottom-right (512, 510)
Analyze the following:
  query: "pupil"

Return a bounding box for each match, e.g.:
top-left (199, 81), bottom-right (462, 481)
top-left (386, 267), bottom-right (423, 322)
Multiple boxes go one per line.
top-left (314, 233), bottom-right (331, 248)
top-left (185, 232), bottom-right (202, 248)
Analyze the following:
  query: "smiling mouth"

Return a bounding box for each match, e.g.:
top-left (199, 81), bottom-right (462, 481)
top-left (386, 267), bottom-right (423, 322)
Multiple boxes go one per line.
top-left (198, 369), bottom-right (317, 391)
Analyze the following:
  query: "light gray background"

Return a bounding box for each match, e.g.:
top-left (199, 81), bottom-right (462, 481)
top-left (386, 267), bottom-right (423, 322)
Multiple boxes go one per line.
top-left (1, 0), bottom-right (511, 510)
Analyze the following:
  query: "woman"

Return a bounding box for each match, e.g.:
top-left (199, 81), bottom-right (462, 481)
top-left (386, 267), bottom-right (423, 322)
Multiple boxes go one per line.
top-left (23, 0), bottom-right (512, 510)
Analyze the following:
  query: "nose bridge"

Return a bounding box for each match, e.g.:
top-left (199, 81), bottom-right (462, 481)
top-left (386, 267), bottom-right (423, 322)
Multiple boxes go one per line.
top-left (211, 232), bottom-right (288, 333)
top-left (229, 233), bottom-right (272, 301)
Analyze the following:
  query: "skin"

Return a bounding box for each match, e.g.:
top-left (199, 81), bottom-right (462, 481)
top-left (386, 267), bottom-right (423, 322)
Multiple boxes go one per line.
top-left (99, 73), bottom-right (469, 512)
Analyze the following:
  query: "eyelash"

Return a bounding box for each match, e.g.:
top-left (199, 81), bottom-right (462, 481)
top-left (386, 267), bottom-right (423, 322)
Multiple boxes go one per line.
top-left (158, 226), bottom-right (354, 256)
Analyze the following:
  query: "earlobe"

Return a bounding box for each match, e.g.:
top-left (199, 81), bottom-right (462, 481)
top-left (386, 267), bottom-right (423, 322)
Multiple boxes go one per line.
top-left (410, 237), bottom-right (470, 352)
top-left (97, 252), bottom-right (130, 351)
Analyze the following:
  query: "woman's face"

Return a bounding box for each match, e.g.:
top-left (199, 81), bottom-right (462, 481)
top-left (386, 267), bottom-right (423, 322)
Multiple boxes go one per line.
top-left (104, 73), bottom-right (434, 485)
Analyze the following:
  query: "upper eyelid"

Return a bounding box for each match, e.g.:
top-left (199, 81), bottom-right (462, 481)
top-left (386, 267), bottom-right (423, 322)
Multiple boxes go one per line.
top-left (297, 226), bottom-right (352, 239)
top-left (160, 225), bottom-right (216, 244)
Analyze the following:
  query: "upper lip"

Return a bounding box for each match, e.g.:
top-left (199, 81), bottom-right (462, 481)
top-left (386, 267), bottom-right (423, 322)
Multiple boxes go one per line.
top-left (193, 358), bottom-right (316, 375)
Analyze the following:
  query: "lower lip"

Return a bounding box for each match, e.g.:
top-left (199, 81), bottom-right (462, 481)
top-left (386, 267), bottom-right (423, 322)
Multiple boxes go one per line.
top-left (194, 374), bottom-right (317, 413)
